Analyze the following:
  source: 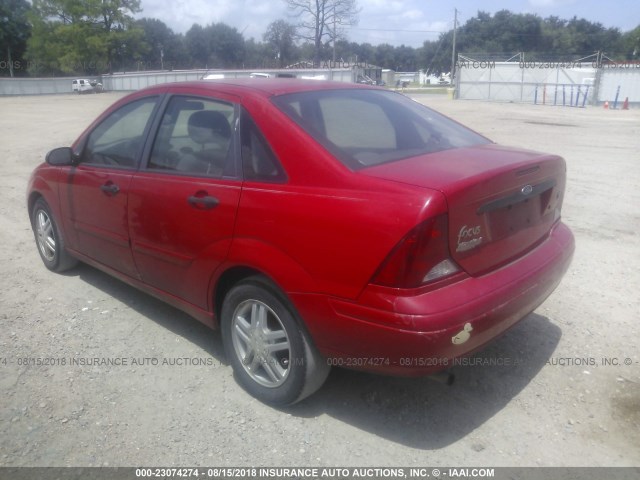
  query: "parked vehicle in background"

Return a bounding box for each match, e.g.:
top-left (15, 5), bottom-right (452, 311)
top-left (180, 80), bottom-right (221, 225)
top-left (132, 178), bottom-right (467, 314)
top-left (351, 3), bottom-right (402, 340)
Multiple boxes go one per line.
top-left (72, 79), bottom-right (103, 94)
top-left (28, 79), bottom-right (574, 406)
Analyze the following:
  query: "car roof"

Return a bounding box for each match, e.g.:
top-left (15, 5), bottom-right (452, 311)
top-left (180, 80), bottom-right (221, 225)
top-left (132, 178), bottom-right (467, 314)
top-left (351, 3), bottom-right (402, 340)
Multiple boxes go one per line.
top-left (139, 78), bottom-right (378, 98)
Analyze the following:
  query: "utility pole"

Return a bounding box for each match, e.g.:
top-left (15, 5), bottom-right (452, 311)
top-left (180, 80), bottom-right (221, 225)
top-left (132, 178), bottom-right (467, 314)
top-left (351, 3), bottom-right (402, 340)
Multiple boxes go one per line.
top-left (332, 5), bottom-right (337, 63)
top-left (8, 46), bottom-right (14, 78)
top-left (450, 8), bottom-right (458, 83)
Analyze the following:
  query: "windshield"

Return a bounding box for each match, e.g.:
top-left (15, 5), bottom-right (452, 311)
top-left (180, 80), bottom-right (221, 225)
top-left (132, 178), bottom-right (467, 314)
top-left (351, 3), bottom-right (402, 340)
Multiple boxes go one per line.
top-left (272, 89), bottom-right (491, 170)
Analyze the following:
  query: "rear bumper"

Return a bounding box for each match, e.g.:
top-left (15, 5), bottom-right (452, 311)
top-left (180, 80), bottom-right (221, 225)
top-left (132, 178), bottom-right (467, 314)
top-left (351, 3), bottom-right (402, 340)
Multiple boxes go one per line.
top-left (291, 222), bottom-right (574, 376)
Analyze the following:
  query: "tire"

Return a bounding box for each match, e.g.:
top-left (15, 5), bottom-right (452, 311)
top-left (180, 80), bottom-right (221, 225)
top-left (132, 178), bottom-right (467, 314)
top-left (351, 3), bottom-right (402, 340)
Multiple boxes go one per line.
top-left (221, 276), bottom-right (330, 406)
top-left (31, 198), bottom-right (78, 272)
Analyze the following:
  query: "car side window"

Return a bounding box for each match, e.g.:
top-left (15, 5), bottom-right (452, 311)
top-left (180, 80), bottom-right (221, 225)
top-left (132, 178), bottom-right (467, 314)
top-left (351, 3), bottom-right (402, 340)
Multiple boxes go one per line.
top-left (240, 109), bottom-right (286, 183)
top-left (81, 96), bottom-right (158, 168)
top-left (147, 96), bottom-right (236, 177)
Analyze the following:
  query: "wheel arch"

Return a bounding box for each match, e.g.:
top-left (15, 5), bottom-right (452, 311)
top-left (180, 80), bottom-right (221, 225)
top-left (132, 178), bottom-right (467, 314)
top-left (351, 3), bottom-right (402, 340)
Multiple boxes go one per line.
top-left (213, 264), bottom-right (311, 327)
top-left (213, 266), bottom-right (262, 324)
top-left (211, 255), bottom-right (320, 350)
top-left (27, 191), bottom-right (44, 223)
top-left (27, 175), bottom-right (59, 223)
top-left (211, 237), bottom-right (319, 323)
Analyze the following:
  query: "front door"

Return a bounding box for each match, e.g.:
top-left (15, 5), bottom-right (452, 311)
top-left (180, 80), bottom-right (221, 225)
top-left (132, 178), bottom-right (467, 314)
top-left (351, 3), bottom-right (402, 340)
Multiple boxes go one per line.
top-left (128, 94), bottom-right (242, 309)
top-left (61, 96), bottom-right (160, 278)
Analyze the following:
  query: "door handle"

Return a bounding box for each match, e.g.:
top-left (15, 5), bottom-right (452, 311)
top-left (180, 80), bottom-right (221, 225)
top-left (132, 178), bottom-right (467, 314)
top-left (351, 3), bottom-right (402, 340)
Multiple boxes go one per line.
top-left (188, 195), bottom-right (219, 210)
top-left (100, 183), bottom-right (120, 195)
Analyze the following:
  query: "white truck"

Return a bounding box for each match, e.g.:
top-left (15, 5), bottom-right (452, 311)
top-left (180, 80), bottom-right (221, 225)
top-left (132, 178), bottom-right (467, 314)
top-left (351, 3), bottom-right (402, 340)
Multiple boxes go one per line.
top-left (72, 79), bottom-right (103, 93)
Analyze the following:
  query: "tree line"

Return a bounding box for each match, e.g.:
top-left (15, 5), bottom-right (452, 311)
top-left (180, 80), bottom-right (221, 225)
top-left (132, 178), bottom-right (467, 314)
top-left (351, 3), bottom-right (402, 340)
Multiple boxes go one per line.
top-left (1, 0), bottom-right (639, 77)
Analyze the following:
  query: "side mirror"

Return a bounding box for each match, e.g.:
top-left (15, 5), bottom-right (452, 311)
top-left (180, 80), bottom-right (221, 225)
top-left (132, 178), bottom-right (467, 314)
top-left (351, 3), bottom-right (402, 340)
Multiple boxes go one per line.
top-left (46, 147), bottom-right (75, 166)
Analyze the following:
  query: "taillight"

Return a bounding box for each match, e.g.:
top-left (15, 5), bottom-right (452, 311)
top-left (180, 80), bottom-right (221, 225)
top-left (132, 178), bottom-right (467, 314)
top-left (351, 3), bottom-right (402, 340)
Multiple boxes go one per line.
top-left (371, 214), bottom-right (460, 288)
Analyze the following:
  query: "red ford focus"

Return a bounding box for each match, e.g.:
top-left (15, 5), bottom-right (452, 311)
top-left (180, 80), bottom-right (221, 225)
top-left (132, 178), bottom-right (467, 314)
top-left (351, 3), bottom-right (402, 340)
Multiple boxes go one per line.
top-left (27, 79), bottom-right (574, 405)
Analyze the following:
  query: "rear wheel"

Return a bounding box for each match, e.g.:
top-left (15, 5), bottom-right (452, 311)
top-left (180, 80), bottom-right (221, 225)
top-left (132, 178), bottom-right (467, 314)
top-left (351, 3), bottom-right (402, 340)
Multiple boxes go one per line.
top-left (221, 276), bottom-right (330, 405)
top-left (31, 198), bottom-right (77, 272)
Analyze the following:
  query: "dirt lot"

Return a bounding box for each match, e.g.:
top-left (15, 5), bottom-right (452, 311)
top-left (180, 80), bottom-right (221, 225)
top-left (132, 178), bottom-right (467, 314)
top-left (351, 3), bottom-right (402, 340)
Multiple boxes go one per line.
top-left (1, 91), bottom-right (639, 467)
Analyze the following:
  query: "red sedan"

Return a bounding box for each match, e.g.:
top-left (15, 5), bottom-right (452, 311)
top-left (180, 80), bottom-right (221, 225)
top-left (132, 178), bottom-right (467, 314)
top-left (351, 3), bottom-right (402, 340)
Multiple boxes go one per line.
top-left (27, 79), bottom-right (574, 405)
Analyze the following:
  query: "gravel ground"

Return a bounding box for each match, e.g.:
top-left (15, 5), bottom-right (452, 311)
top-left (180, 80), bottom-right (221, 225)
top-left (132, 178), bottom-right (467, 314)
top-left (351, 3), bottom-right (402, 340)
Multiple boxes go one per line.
top-left (0, 91), bottom-right (638, 467)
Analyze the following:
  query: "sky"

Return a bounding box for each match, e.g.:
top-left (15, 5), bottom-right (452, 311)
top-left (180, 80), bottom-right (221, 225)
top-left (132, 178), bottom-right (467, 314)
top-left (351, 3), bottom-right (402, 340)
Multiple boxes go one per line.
top-left (136, 0), bottom-right (640, 48)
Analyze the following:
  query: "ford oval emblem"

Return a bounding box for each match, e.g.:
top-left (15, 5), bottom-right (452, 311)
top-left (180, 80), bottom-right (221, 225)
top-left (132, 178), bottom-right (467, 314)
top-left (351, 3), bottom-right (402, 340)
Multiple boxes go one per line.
top-left (521, 184), bottom-right (533, 195)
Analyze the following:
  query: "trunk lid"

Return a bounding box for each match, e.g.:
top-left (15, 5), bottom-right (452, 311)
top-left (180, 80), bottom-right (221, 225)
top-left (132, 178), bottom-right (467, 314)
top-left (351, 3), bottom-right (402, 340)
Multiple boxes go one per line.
top-left (362, 144), bottom-right (566, 276)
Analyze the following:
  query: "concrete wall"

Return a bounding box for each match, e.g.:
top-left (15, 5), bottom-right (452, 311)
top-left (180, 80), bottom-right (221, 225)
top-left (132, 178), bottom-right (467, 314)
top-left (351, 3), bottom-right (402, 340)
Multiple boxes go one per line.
top-left (597, 67), bottom-right (640, 106)
top-left (457, 60), bottom-right (640, 106)
top-left (1, 68), bottom-right (357, 95)
top-left (457, 62), bottom-right (596, 103)
top-left (0, 76), bottom-right (100, 95)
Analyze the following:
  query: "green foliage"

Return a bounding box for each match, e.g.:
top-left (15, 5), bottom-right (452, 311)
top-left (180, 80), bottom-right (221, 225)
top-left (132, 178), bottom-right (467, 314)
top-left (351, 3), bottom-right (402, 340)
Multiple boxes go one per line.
top-left (26, 0), bottom-right (143, 75)
top-left (263, 20), bottom-right (297, 67)
top-left (12, 3), bottom-right (640, 77)
top-left (0, 0), bottom-right (31, 76)
top-left (244, 38), bottom-right (274, 69)
top-left (136, 18), bottom-right (187, 70)
top-left (621, 26), bottom-right (640, 59)
top-left (184, 22), bottom-right (245, 68)
top-left (459, 10), bottom-right (542, 53)
top-left (418, 10), bottom-right (635, 75)
top-left (536, 16), bottom-right (622, 57)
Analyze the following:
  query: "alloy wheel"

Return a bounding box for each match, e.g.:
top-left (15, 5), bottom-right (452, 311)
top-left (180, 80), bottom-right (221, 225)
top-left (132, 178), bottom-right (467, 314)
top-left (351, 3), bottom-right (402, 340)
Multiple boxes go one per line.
top-left (230, 299), bottom-right (291, 388)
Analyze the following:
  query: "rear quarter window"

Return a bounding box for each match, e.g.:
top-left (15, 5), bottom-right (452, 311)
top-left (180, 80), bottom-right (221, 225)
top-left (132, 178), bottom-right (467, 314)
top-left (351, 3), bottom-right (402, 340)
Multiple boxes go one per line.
top-left (320, 97), bottom-right (396, 150)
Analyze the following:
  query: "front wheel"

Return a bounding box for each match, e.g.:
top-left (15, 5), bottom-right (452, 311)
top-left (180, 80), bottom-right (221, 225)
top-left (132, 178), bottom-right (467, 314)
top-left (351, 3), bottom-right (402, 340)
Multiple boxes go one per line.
top-left (221, 277), bottom-right (330, 406)
top-left (31, 198), bottom-right (77, 272)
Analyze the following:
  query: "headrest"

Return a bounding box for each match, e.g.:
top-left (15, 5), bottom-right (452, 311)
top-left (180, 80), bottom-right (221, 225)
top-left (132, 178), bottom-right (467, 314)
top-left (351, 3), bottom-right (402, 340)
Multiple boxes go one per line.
top-left (188, 111), bottom-right (231, 145)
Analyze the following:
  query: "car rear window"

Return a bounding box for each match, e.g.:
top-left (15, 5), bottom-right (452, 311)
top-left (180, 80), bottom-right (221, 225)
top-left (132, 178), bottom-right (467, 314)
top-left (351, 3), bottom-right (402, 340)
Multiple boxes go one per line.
top-left (272, 89), bottom-right (490, 170)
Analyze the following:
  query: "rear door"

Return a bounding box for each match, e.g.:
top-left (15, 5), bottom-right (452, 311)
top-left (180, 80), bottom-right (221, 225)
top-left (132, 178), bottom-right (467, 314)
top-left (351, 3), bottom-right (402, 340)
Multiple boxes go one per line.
top-left (61, 95), bottom-right (160, 278)
top-left (128, 94), bottom-right (242, 309)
